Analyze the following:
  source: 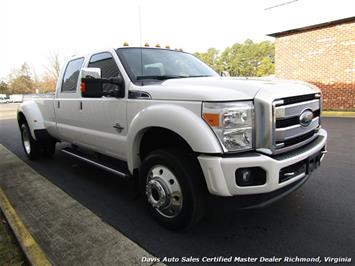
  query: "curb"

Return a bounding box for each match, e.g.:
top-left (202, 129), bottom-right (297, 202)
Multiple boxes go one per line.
top-left (0, 187), bottom-right (52, 266)
top-left (0, 144), bottom-right (164, 265)
top-left (322, 111), bottom-right (355, 117)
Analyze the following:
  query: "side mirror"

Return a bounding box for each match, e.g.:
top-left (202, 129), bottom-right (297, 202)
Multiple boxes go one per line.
top-left (80, 68), bottom-right (124, 98)
top-left (81, 76), bottom-right (125, 98)
top-left (81, 68), bottom-right (101, 79)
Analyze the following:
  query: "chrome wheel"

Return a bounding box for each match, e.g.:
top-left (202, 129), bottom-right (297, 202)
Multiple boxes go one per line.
top-left (21, 124), bottom-right (31, 154)
top-left (146, 165), bottom-right (183, 218)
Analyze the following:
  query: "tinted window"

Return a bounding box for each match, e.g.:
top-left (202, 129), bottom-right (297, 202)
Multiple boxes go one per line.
top-left (88, 52), bottom-right (120, 78)
top-left (61, 58), bottom-right (84, 92)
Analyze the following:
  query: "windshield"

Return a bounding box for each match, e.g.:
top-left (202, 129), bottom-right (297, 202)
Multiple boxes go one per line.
top-left (116, 48), bottom-right (218, 84)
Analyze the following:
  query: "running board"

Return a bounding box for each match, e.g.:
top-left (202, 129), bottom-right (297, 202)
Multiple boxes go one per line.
top-left (61, 147), bottom-right (130, 178)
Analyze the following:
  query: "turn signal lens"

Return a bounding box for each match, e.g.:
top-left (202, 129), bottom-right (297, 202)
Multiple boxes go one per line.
top-left (80, 82), bottom-right (86, 93)
top-left (202, 113), bottom-right (220, 127)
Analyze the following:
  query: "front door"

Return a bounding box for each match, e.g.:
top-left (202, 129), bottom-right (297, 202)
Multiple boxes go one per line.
top-left (78, 52), bottom-right (127, 160)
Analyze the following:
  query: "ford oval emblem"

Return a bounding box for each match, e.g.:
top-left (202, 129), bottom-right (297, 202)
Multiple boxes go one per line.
top-left (299, 109), bottom-right (313, 127)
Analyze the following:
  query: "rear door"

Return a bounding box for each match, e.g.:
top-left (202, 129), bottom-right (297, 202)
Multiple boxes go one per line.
top-left (55, 57), bottom-right (84, 142)
top-left (78, 52), bottom-right (127, 160)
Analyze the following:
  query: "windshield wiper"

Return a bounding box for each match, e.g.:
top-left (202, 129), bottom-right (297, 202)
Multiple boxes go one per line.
top-left (186, 75), bottom-right (214, 78)
top-left (136, 75), bottom-right (188, 80)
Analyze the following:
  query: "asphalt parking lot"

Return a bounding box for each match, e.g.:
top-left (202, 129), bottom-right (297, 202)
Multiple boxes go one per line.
top-left (0, 104), bottom-right (354, 264)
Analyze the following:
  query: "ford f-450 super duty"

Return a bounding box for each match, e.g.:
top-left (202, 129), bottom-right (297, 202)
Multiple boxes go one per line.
top-left (18, 47), bottom-right (327, 230)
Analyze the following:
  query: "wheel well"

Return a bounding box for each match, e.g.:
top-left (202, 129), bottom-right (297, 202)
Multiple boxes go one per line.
top-left (17, 112), bottom-right (27, 126)
top-left (139, 127), bottom-right (194, 160)
top-left (17, 112), bottom-right (58, 144)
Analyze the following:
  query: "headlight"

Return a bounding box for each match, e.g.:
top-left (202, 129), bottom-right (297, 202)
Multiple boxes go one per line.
top-left (202, 101), bottom-right (254, 152)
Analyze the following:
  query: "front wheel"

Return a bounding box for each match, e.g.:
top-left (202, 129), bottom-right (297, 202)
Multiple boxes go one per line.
top-left (20, 122), bottom-right (56, 159)
top-left (20, 123), bottom-right (41, 160)
top-left (140, 149), bottom-right (206, 231)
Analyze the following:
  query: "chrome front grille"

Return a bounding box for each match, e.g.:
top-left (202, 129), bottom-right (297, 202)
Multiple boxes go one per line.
top-left (273, 94), bottom-right (321, 154)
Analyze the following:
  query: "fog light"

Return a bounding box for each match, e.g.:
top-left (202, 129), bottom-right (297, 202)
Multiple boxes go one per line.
top-left (235, 167), bottom-right (266, 187)
top-left (242, 170), bottom-right (251, 183)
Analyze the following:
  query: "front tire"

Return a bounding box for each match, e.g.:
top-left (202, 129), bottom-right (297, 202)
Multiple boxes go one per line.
top-left (20, 123), bottom-right (41, 160)
top-left (140, 149), bottom-right (206, 231)
top-left (20, 122), bottom-right (56, 159)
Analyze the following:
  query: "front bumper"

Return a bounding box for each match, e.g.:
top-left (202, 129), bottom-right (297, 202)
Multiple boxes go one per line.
top-left (198, 129), bottom-right (327, 197)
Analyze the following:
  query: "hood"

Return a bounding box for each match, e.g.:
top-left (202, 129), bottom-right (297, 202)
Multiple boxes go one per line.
top-left (133, 77), bottom-right (319, 101)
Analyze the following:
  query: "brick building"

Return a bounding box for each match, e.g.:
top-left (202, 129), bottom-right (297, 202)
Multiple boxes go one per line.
top-left (268, 16), bottom-right (355, 110)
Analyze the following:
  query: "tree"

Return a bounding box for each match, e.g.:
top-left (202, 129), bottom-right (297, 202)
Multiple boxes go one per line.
top-left (8, 63), bottom-right (35, 94)
top-left (195, 40), bottom-right (275, 77)
top-left (220, 39), bottom-right (274, 76)
top-left (45, 53), bottom-right (61, 82)
top-left (0, 81), bottom-right (10, 94)
top-left (35, 74), bottom-right (56, 93)
top-left (194, 48), bottom-right (223, 73)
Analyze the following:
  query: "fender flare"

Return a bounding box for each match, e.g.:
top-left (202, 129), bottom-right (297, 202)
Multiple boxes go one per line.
top-left (126, 104), bottom-right (222, 172)
top-left (17, 101), bottom-right (45, 140)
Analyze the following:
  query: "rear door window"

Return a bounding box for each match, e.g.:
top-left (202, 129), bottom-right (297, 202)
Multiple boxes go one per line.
top-left (61, 58), bottom-right (84, 92)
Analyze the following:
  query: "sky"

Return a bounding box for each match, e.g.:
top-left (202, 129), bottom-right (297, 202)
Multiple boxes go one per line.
top-left (0, 0), bottom-right (354, 80)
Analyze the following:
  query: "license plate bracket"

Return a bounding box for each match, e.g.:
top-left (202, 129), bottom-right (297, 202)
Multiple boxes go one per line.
top-left (306, 150), bottom-right (322, 174)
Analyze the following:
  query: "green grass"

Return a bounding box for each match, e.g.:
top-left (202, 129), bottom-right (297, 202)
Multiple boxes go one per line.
top-left (0, 212), bottom-right (25, 266)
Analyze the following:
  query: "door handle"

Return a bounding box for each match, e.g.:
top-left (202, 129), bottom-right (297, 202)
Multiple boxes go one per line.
top-left (79, 101), bottom-right (82, 110)
top-left (113, 123), bottom-right (124, 132)
top-left (57, 101), bottom-right (60, 108)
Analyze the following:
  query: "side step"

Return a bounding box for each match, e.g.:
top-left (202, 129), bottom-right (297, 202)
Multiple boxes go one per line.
top-left (61, 147), bottom-right (131, 178)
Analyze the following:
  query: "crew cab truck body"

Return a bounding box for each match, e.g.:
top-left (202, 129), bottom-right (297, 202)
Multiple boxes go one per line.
top-left (18, 47), bottom-right (327, 230)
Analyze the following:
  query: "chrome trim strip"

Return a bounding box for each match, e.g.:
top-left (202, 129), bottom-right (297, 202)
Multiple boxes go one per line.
top-left (275, 117), bottom-right (319, 141)
top-left (61, 149), bottom-right (130, 178)
top-left (128, 90), bottom-right (152, 99)
top-left (280, 172), bottom-right (306, 184)
top-left (284, 172), bottom-right (295, 176)
top-left (273, 100), bottom-right (284, 107)
top-left (320, 150), bottom-right (327, 162)
top-left (273, 133), bottom-right (319, 154)
top-left (293, 172), bottom-right (306, 179)
top-left (275, 142), bottom-right (285, 148)
top-left (254, 97), bottom-right (274, 152)
top-left (275, 99), bottom-right (320, 119)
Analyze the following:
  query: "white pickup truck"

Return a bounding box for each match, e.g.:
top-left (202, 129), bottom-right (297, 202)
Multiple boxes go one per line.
top-left (18, 46), bottom-right (327, 230)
